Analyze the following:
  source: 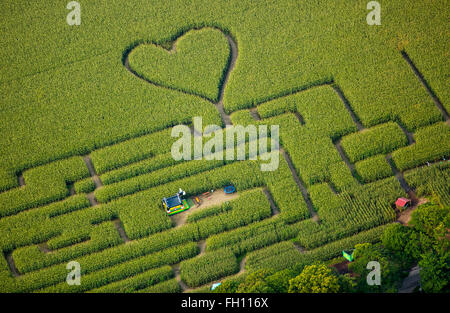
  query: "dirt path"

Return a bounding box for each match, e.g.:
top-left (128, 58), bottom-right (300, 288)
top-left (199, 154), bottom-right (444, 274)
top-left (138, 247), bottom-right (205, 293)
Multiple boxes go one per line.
top-left (83, 155), bottom-right (103, 206)
top-left (113, 218), bottom-right (131, 243)
top-left (281, 149), bottom-right (319, 222)
top-left (18, 173), bottom-right (25, 187)
top-left (386, 154), bottom-right (418, 202)
top-left (83, 156), bottom-right (103, 188)
top-left (4, 252), bottom-right (20, 277)
top-left (182, 256), bottom-right (248, 293)
top-left (198, 240), bottom-right (206, 255)
top-left (262, 187), bottom-right (280, 216)
top-left (398, 264), bottom-right (421, 293)
top-left (214, 35), bottom-right (237, 126)
top-left (397, 198), bottom-right (428, 226)
top-left (172, 264), bottom-right (190, 292)
top-left (332, 84), bottom-right (365, 131)
top-left (335, 138), bottom-right (360, 183)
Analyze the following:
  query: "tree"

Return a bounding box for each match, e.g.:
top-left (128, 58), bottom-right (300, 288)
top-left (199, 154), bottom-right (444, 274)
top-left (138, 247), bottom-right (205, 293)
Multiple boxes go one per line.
top-left (376, 203), bottom-right (449, 293)
top-left (382, 223), bottom-right (410, 252)
top-left (419, 251), bottom-right (449, 293)
top-left (349, 243), bottom-right (403, 292)
top-left (408, 203), bottom-right (449, 293)
top-left (288, 263), bottom-right (340, 293)
top-left (265, 269), bottom-right (296, 293)
top-left (212, 280), bottom-right (240, 293)
top-left (382, 223), bottom-right (417, 265)
top-left (409, 203), bottom-right (448, 239)
top-left (236, 269), bottom-right (276, 293)
top-left (337, 273), bottom-right (357, 293)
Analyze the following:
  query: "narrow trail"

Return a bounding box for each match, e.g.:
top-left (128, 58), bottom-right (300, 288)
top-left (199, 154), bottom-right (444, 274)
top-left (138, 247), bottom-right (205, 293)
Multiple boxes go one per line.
top-left (113, 219), bottom-right (131, 243)
top-left (328, 182), bottom-right (338, 194)
top-left (262, 187), bottom-right (280, 216)
top-left (123, 28), bottom-right (322, 228)
top-left (172, 264), bottom-right (190, 292)
top-left (293, 243), bottom-right (305, 254)
top-left (83, 156), bottom-right (103, 188)
top-left (17, 173), bottom-right (25, 187)
top-left (401, 51), bottom-right (449, 121)
top-left (281, 149), bottom-right (319, 222)
top-left (215, 35), bottom-right (237, 127)
top-left (334, 138), bottom-right (360, 183)
top-left (38, 242), bottom-right (52, 254)
top-left (398, 123), bottom-right (415, 145)
top-left (332, 84), bottom-right (365, 131)
top-left (385, 154), bottom-right (418, 202)
top-left (398, 264), bottom-right (421, 293)
top-left (397, 198), bottom-right (428, 226)
top-left (4, 252), bottom-right (20, 277)
top-left (83, 155), bottom-right (102, 207)
top-left (184, 256), bottom-right (248, 293)
top-left (249, 108), bottom-right (261, 121)
top-left (198, 240), bottom-right (206, 255)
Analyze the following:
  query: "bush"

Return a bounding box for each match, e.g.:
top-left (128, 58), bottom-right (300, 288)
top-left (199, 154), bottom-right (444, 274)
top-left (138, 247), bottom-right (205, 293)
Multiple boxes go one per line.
top-left (355, 155), bottom-right (393, 183)
top-left (235, 269), bottom-right (276, 293)
top-left (340, 122), bottom-right (408, 163)
top-left (288, 263), bottom-right (340, 293)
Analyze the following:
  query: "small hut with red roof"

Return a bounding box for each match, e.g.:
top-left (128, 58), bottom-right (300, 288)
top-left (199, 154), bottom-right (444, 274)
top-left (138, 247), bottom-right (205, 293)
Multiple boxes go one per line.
top-left (395, 197), bottom-right (411, 211)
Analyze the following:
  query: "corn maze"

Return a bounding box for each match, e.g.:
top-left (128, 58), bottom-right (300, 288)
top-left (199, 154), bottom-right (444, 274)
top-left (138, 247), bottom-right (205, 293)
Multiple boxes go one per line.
top-left (0, 1), bottom-right (449, 293)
